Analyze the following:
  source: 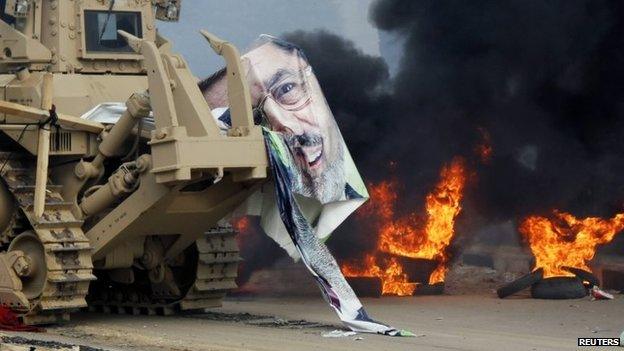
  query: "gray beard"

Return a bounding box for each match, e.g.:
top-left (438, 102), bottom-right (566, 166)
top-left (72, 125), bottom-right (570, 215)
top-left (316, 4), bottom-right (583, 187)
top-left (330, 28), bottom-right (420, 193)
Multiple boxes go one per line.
top-left (301, 147), bottom-right (345, 203)
top-left (286, 137), bottom-right (346, 204)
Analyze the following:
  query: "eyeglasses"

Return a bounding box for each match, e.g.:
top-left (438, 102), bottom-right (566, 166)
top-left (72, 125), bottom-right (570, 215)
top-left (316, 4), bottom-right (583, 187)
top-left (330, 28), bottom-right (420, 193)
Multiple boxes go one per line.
top-left (259, 66), bottom-right (313, 112)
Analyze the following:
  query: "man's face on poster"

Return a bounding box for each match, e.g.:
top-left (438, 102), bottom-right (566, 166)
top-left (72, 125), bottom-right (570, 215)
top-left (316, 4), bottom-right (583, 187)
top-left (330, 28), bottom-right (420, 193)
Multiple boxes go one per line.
top-left (244, 41), bottom-right (345, 203)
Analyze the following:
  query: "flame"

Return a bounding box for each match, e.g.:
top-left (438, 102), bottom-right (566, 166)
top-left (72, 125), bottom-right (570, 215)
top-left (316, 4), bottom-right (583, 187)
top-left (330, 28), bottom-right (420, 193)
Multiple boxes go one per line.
top-left (233, 216), bottom-right (250, 232)
top-left (519, 211), bottom-right (624, 278)
top-left (342, 158), bottom-right (467, 295)
top-left (232, 216), bottom-right (252, 287)
top-left (342, 254), bottom-right (418, 295)
top-left (474, 127), bottom-right (492, 164)
top-left (378, 158), bottom-right (466, 283)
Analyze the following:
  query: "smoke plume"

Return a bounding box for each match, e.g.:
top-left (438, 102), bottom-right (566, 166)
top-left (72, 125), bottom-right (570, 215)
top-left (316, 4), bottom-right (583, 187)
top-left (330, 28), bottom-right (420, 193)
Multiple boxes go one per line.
top-left (282, 0), bottom-right (624, 257)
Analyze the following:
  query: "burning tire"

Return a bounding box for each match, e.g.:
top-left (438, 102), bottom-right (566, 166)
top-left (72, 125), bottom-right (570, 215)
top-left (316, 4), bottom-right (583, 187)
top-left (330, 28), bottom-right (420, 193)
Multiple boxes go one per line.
top-left (395, 257), bottom-right (440, 284)
top-left (530, 277), bottom-right (587, 299)
top-left (346, 277), bottom-right (383, 298)
top-left (413, 282), bottom-right (445, 296)
top-left (496, 268), bottom-right (543, 298)
top-left (562, 266), bottom-right (600, 287)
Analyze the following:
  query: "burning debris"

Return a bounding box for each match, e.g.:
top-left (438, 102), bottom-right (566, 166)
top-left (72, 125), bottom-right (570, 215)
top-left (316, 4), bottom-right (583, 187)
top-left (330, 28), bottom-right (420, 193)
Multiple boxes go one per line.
top-left (497, 211), bottom-right (623, 299)
top-left (341, 158), bottom-right (467, 296)
top-left (520, 211), bottom-right (624, 278)
top-left (343, 254), bottom-right (419, 296)
top-left (530, 276), bottom-right (588, 300)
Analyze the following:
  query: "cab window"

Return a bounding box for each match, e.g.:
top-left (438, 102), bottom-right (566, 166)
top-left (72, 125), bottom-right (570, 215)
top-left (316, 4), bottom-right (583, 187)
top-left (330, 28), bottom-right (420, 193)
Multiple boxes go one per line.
top-left (84, 10), bottom-right (142, 53)
top-left (0, 0), bottom-right (16, 24)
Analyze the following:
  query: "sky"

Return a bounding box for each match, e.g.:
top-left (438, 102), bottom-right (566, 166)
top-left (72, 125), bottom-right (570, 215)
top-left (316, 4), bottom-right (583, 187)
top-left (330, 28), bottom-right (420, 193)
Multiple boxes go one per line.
top-left (158, 0), bottom-right (389, 78)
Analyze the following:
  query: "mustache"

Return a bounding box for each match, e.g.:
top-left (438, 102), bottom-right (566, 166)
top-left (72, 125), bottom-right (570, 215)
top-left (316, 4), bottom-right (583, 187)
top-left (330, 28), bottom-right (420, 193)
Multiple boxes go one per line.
top-left (286, 133), bottom-right (323, 148)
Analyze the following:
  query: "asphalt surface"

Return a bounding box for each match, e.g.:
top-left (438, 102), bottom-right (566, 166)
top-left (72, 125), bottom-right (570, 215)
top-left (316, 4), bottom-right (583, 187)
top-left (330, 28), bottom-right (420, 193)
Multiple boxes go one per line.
top-left (1, 294), bottom-right (622, 351)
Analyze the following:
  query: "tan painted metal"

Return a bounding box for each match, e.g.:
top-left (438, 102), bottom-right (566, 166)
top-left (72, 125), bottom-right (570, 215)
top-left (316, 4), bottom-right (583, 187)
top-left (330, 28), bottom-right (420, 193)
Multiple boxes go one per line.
top-left (201, 31), bottom-right (254, 135)
top-left (0, 100), bottom-right (104, 133)
top-left (33, 73), bottom-right (52, 218)
top-left (0, 0), bottom-right (268, 324)
top-left (0, 251), bottom-right (30, 311)
top-left (0, 156), bottom-right (96, 323)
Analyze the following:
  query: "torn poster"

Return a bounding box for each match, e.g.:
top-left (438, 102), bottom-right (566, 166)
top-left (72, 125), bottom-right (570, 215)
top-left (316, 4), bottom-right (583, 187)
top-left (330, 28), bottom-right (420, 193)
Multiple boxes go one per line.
top-left (265, 129), bottom-right (409, 336)
top-left (202, 35), bottom-right (411, 336)
top-left (203, 35), bottom-right (369, 257)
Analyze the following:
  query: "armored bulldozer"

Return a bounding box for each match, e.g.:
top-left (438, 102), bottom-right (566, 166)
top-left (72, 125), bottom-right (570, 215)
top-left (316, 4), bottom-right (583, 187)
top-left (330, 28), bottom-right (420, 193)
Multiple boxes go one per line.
top-left (0, 0), bottom-right (267, 324)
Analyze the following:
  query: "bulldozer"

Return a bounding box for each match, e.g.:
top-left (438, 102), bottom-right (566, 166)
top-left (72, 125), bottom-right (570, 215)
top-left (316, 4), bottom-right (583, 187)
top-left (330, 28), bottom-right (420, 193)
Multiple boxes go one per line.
top-left (0, 0), bottom-right (268, 324)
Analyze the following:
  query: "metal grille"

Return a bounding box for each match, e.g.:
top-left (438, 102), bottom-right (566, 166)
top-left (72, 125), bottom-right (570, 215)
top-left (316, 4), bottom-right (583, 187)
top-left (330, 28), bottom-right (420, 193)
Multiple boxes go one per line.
top-left (50, 131), bottom-right (72, 152)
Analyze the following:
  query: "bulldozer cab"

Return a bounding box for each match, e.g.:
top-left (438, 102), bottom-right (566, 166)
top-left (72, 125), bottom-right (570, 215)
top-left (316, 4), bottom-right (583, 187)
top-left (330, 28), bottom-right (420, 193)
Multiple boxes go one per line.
top-left (0, 0), bottom-right (268, 325)
top-left (0, 0), bottom-right (181, 74)
top-left (83, 9), bottom-right (143, 54)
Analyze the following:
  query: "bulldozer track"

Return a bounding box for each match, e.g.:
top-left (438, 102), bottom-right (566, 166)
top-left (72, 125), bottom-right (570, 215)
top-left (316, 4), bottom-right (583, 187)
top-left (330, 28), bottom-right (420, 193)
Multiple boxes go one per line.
top-left (180, 226), bottom-right (241, 310)
top-left (88, 226), bottom-right (241, 315)
top-left (0, 154), bottom-right (240, 320)
top-left (0, 152), bottom-right (96, 324)
top-left (0, 208), bottom-right (17, 248)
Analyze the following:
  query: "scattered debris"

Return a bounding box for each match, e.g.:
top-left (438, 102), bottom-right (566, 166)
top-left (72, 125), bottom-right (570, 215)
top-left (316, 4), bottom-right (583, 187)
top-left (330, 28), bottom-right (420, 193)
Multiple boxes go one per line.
top-left (496, 266), bottom-right (618, 300)
top-left (249, 318), bottom-right (328, 329)
top-left (322, 330), bottom-right (357, 338)
top-left (590, 287), bottom-right (614, 300)
top-left (590, 327), bottom-right (610, 334)
top-left (0, 307), bottom-right (43, 332)
top-left (0, 336), bottom-right (105, 351)
top-left (187, 311), bottom-right (340, 331)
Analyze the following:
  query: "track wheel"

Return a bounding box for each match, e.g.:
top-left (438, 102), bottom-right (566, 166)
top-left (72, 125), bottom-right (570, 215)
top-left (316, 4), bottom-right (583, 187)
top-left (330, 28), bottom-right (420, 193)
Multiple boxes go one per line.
top-left (8, 231), bottom-right (47, 300)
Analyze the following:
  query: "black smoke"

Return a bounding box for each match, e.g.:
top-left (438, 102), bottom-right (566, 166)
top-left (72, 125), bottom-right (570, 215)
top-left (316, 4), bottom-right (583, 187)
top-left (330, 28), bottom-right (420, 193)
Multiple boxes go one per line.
top-left (282, 0), bottom-right (624, 257)
top-left (282, 30), bottom-right (393, 174)
top-left (281, 30), bottom-right (395, 257)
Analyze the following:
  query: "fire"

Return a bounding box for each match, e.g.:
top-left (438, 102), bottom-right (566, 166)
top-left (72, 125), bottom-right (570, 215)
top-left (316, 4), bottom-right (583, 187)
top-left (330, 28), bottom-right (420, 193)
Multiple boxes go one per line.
top-left (342, 158), bottom-right (467, 295)
top-left (474, 127), bottom-right (492, 164)
top-left (233, 216), bottom-right (250, 232)
top-left (232, 216), bottom-right (253, 287)
top-left (379, 158), bottom-right (466, 283)
top-left (520, 211), bottom-right (624, 278)
top-left (341, 254), bottom-right (418, 296)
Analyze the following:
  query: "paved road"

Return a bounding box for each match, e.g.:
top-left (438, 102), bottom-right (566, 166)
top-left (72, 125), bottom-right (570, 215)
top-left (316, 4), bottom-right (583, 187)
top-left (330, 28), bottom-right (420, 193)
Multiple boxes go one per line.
top-left (1, 295), bottom-right (622, 350)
